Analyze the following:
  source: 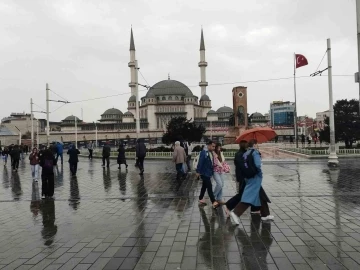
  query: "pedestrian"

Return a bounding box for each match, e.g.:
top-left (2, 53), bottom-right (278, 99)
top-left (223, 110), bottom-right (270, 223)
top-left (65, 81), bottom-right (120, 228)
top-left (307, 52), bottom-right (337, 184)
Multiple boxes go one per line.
top-left (230, 139), bottom-right (274, 222)
top-left (88, 141), bottom-right (94, 160)
top-left (213, 143), bottom-right (229, 205)
top-left (29, 147), bottom-right (40, 182)
top-left (136, 139), bottom-right (147, 175)
top-left (225, 140), bottom-right (271, 219)
top-left (10, 145), bottom-right (21, 172)
top-left (172, 141), bottom-right (187, 180)
top-left (180, 140), bottom-right (192, 172)
top-left (20, 144), bottom-right (25, 160)
top-left (102, 141), bottom-right (111, 168)
top-left (67, 144), bottom-right (80, 176)
top-left (117, 144), bottom-right (128, 170)
top-left (196, 140), bottom-right (219, 208)
top-left (289, 136), bottom-right (294, 144)
top-left (55, 142), bottom-right (63, 165)
top-left (301, 134), bottom-right (305, 147)
top-left (39, 148), bottom-right (55, 199)
top-left (307, 134), bottom-right (312, 146)
top-left (2, 147), bottom-right (9, 166)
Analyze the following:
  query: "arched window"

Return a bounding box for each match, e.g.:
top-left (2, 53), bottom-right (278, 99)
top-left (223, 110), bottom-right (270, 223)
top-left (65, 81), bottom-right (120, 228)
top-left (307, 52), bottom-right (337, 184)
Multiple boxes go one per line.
top-left (175, 96), bottom-right (179, 100)
top-left (181, 97), bottom-right (184, 101)
top-left (168, 96), bottom-right (172, 100)
top-left (157, 97), bottom-right (159, 101)
top-left (162, 96), bottom-right (166, 100)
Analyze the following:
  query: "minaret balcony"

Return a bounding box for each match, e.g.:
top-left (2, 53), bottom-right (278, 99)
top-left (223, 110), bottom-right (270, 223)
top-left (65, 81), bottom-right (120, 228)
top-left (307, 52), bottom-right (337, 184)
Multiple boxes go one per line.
top-left (129, 82), bottom-right (137, 87)
top-left (199, 82), bottom-right (208, 87)
top-left (128, 61), bottom-right (136, 67)
top-left (198, 61), bottom-right (208, 67)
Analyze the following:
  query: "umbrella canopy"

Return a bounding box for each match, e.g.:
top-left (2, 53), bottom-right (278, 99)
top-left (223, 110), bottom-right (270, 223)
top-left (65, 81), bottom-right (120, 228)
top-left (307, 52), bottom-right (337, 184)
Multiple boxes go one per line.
top-left (235, 127), bottom-right (277, 144)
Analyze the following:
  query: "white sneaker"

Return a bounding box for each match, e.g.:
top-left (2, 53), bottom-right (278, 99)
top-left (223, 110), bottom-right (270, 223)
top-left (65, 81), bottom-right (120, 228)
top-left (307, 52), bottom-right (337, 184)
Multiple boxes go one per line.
top-left (230, 211), bottom-right (240, 225)
top-left (261, 215), bottom-right (274, 221)
top-left (35, 179), bottom-right (38, 183)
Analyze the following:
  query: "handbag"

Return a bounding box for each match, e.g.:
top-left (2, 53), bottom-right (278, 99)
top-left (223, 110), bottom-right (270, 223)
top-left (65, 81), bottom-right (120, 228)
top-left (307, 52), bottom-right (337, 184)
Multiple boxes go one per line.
top-left (222, 162), bottom-right (230, 173)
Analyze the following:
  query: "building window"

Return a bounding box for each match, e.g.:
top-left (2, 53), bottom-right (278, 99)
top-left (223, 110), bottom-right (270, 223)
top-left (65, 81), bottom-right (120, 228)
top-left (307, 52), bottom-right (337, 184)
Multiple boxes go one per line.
top-left (162, 97), bottom-right (166, 100)
top-left (168, 96), bottom-right (172, 100)
top-left (157, 97), bottom-right (159, 100)
top-left (175, 96), bottom-right (179, 100)
top-left (181, 97), bottom-right (184, 101)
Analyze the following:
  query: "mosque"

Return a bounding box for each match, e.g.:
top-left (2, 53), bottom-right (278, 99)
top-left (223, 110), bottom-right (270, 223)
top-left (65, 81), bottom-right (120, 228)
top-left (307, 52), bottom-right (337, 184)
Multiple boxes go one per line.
top-left (0, 29), bottom-right (236, 146)
top-left (58, 28), bottom-right (233, 143)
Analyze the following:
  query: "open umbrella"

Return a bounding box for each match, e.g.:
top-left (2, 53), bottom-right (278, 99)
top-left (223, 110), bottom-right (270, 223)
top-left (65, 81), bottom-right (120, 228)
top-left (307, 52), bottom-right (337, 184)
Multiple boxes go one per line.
top-left (235, 127), bottom-right (277, 144)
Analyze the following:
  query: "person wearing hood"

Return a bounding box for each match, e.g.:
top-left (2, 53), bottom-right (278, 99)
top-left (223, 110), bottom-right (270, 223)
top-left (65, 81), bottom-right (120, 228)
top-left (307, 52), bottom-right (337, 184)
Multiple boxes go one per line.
top-left (67, 144), bottom-right (80, 176)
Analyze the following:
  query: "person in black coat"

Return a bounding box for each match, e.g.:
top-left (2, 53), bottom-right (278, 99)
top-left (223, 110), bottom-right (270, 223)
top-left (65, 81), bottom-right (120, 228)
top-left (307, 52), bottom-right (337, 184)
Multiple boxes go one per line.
top-left (225, 140), bottom-right (271, 217)
top-left (10, 145), bottom-right (21, 172)
top-left (67, 144), bottom-right (80, 176)
top-left (117, 144), bottom-right (128, 170)
top-left (39, 149), bottom-right (56, 199)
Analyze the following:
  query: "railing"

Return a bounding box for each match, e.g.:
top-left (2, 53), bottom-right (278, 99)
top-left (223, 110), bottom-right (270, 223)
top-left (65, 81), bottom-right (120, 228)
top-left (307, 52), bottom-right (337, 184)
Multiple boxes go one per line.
top-left (281, 147), bottom-right (360, 155)
top-left (80, 150), bottom-right (237, 158)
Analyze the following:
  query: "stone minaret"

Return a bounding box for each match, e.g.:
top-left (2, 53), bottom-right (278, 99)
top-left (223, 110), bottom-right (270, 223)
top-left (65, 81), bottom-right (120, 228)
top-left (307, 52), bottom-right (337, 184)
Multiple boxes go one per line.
top-left (128, 28), bottom-right (136, 97)
top-left (199, 28), bottom-right (208, 97)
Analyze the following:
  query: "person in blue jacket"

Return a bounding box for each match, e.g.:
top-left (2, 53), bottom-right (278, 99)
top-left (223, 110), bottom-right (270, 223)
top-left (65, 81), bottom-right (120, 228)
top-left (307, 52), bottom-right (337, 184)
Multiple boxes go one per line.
top-left (196, 140), bottom-right (219, 208)
top-left (56, 142), bottom-right (63, 165)
top-left (231, 139), bottom-right (274, 222)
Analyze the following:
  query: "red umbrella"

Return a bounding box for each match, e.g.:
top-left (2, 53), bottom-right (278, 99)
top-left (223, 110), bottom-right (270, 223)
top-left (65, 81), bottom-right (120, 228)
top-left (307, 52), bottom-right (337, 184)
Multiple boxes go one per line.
top-left (235, 127), bottom-right (277, 144)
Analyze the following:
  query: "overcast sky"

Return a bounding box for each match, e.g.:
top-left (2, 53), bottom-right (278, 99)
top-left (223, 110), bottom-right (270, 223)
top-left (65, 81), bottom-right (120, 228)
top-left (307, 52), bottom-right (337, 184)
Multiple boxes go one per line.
top-left (0, 0), bottom-right (358, 122)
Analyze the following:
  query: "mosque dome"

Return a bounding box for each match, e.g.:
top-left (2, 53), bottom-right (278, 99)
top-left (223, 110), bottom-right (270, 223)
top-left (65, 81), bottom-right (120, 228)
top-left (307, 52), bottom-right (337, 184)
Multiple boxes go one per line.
top-left (216, 106), bottom-right (233, 113)
top-left (200, 94), bottom-right (210, 101)
top-left (145, 79), bottom-right (195, 97)
top-left (102, 108), bottom-right (123, 116)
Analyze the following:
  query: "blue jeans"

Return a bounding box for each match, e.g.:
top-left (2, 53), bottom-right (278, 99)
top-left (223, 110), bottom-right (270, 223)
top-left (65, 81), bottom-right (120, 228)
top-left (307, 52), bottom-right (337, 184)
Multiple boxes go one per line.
top-left (56, 153), bottom-right (63, 164)
top-left (213, 172), bottom-right (225, 201)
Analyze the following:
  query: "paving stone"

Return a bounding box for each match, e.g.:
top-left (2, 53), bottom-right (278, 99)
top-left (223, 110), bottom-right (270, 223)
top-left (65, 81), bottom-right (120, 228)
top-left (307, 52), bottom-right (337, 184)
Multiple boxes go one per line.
top-left (2, 158), bottom-right (360, 269)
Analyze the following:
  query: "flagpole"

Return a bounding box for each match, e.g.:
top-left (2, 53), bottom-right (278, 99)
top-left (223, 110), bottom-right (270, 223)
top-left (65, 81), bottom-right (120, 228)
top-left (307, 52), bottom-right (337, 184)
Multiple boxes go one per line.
top-left (294, 53), bottom-right (299, 148)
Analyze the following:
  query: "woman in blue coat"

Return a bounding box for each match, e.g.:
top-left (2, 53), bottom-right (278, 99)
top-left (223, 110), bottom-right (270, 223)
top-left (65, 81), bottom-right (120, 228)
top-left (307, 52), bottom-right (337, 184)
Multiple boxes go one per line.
top-left (231, 139), bottom-right (274, 222)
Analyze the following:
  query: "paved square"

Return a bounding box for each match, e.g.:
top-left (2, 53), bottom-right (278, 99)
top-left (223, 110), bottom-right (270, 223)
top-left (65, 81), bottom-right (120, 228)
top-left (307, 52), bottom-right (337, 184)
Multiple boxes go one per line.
top-left (1, 157), bottom-right (360, 269)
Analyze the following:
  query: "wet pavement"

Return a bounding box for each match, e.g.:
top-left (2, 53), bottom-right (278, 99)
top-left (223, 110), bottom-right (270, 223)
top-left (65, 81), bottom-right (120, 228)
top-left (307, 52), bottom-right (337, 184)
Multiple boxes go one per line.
top-left (1, 157), bottom-right (360, 269)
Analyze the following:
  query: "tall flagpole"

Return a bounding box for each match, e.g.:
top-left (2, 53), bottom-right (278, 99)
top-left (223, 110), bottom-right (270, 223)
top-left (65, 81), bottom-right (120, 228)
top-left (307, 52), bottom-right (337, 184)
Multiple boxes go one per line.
top-left (294, 53), bottom-right (299, 148)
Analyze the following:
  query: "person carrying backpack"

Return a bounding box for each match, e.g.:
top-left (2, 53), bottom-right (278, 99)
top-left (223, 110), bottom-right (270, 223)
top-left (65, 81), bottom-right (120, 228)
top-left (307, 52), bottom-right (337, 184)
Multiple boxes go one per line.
top-left (39, 149), bottom-right (56, 199)
top-left (230, 139), bottom-right (274, 223)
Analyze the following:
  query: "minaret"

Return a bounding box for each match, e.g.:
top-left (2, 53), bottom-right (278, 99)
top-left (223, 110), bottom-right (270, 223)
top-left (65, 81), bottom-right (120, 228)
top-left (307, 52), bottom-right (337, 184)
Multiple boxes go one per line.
top-left (199, 28), bottom-right (208, 97)
top-left (128, 28), bottom-right (136, 97)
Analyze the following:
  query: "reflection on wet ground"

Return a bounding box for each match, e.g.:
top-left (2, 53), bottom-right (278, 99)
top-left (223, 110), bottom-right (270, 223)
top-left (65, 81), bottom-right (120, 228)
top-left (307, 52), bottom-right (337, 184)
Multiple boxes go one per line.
top-left (0, 157), bottom-right (360, 269)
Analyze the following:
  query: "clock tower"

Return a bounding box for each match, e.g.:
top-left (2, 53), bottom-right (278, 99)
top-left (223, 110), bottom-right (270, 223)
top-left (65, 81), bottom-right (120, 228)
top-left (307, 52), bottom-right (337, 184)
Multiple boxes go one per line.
top-left (224, 86), bottom-right (248, 144)
top-left (233, 86), bottom-right (248, 128)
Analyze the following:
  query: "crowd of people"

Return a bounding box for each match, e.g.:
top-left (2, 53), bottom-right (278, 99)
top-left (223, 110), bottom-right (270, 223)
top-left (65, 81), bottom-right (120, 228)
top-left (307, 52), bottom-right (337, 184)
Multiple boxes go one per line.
top-left (1, 137), bottom-right (274, 223)
top-left (170, 138), bottom-right (275, 223)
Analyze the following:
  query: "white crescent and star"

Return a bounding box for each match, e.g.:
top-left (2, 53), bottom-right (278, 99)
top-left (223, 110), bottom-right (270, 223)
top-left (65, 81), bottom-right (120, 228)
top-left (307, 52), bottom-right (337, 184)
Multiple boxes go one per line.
top-left (297, 56), bottom-right (303, 64)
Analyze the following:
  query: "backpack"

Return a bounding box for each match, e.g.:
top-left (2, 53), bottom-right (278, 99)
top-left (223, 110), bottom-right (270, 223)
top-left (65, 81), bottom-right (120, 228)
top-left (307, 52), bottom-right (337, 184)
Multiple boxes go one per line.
top-left (238, 149), bottom-right (258, 179)
top-left (43, 158), bottom-right (53, 170)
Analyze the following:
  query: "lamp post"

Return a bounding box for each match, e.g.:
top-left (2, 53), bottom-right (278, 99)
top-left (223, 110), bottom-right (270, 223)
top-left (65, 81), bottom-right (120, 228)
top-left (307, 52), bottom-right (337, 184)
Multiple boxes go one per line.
top-left (326, 38), bottom-right (339, 167)
top-left (15, 126), bottom-right (21, 145)
top-left (94, 122), bottom-right (98, 149)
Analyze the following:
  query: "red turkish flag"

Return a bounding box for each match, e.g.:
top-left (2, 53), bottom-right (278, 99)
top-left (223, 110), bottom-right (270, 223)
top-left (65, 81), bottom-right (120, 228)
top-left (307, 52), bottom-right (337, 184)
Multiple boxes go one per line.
top-left (295, 54), bottom-right (308, 69)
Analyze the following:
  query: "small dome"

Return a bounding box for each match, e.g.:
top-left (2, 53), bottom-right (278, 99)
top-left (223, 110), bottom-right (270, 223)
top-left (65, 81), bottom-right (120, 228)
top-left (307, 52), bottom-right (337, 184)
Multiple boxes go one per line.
top-left (251, 112), bottom-right (264, 117)
top-left (216, 106), bottom-right (233, 113)
top-left (63, 115), bottom-right (80, 121)
top-left (207, 110), bottom-right (218, 115)
top-left (102, 108), bottom-right (123, 116)
top-left (124, 111), bottom-right (134, 117)
top-left (147, 92), bottom-right (155, 98)
top-left (128, 95), bottom-right (136, 102)
top-left (200, 94), bottom-right (210, 101)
